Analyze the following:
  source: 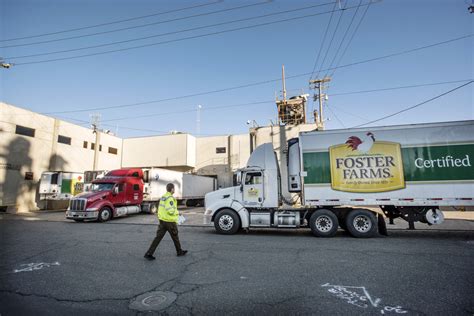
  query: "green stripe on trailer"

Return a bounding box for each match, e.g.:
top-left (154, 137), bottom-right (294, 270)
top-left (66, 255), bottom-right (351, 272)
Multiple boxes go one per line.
top-left (303, 144), bottom-right (474, 184)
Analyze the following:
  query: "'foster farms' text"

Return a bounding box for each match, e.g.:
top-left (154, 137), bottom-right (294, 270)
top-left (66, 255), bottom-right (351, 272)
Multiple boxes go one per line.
top-left (335, 156), bottom-right (396, 180)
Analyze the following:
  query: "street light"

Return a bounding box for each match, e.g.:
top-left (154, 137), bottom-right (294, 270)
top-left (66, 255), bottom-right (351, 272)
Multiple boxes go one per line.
top-left (1, 62), bottom-right (13, 69)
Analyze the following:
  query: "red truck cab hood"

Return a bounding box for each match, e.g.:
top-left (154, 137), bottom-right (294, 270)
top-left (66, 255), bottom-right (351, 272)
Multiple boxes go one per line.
top-left (75, 191), bottom-right (110, 203)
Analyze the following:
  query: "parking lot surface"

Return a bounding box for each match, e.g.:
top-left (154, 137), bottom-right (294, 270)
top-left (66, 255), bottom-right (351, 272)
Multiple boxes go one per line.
top-left (0, 211), bottom-right (473, 315)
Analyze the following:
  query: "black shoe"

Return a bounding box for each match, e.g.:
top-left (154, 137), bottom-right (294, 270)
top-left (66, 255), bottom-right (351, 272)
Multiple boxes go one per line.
top-left (177, 250), bottom-right (188, 257)
top-left (144, 254), bottom-right (156, 260)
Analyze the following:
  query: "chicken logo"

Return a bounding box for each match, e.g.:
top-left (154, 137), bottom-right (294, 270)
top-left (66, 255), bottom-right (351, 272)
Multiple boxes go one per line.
top-left (346, 132), bottom-right (375, 154)
top-left (329, 133), bottom-right (405, 192)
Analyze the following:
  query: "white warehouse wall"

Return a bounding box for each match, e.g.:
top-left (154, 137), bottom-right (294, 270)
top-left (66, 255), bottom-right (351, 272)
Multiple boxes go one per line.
top-left (0, 102), bottom-right (122, 212)
top-left (122, 133), bottom-right (196, 170)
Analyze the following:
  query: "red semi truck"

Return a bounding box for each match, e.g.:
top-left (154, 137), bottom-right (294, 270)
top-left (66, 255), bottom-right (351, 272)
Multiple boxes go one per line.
top-left (66, 168), bottom-right (144, 222)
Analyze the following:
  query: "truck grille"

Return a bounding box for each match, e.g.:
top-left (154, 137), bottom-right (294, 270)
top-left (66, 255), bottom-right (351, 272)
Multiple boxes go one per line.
top-left (69, 198), bottom-right (87, 211)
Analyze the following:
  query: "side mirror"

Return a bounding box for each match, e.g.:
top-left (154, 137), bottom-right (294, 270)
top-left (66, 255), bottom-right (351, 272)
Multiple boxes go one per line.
top-left (113, 186), bottom-right (118, 196)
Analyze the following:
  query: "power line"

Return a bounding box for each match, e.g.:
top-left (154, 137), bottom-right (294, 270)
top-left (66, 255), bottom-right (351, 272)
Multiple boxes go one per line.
top-left (101, 101), bottom-right (272, 122)
top-left (352, 81), bottom-right (473, 128)
top-left (323, 0), bottom-right (363, 78)
top-left (55, 79), bottom-right (471, 123)
top-left (5, 2), bottom-right (336, 60)
top-left (11, 3), bottom-right (366, 66)
top-left (0, 1), bottom-right (222, 43)
top-left (327, 0), bottom-right (371, 78)
top-left (330, 79), bottom-right (472, 96)
top-left (315, 2), bottom-right (346, 79)
top-left (38, 33), bottom-right (471, 115)
top-left (333, 34), bottom-right (473, 74)
top-left (326, 104), bottom-right (346, 127)
top-left (309, 1), bottom-right (338, 81)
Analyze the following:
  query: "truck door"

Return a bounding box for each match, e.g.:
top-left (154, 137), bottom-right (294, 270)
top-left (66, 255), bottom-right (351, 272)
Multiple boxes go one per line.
top-left (242, 171), bottom-right (264, 206)
top-left (110, 183), bottom-right (126, 206)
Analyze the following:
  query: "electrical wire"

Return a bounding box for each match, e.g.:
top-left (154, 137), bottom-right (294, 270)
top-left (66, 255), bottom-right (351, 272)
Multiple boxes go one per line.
top-left (326, 104), bottom-right (346, 127)
top-left (352, 81), bottom-right (473, 128)
top-left (309, 1), bottom-right (338, 81)
top-left (327, 0), bottom-right (371, 78)
top-left (11, 3), bottom-right (366, 66)
top-left (5, 2), bottom-right (336, 60)
top-left (58, 79), bottom-right (472, 127)
top-left (38, 33), bottom-right (471, 115)
top-left (314, 2), bottom-right (346, 80)
top-left (106, 79), bottom-right (472, 123)
top-left (101, 101), bottom-right (272, 122)
top-left (0, 1), bottom-right (266, 48)
top-left (323, 0), bottom-right (363, 78)
top-left (0, 1), bottom-right (222, 43)
top-left (330, 79), bottom-right (472, 96)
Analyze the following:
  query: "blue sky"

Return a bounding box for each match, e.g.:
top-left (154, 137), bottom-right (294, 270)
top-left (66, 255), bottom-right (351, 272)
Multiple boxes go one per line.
top-left (1, 0), bottom-right (472, 138)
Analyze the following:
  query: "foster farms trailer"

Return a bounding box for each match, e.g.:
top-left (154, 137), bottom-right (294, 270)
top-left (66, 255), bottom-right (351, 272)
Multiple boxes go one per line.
top-left (205, 120), bottom-right (473, 237)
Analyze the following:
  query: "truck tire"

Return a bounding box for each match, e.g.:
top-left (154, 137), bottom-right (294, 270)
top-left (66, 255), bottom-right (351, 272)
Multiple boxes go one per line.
top-left (309, 209), bottom-right (339, 237)
top-left (150, 204), bottom-right (157, 214)
top-left (98, 207), bottom-right (112, 222)
top-left (214, 209), bottom-right (240, 235)
top-left (345, 209), bottom-right (377, 238)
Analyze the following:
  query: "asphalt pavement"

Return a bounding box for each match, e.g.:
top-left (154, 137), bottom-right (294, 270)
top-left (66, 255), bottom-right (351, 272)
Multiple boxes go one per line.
top-left (0, 214), bottom-right (473, 315)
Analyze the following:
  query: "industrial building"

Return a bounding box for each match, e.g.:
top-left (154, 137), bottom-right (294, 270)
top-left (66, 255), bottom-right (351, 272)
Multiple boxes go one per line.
top-left (0, 102), bottom-right (319, 213)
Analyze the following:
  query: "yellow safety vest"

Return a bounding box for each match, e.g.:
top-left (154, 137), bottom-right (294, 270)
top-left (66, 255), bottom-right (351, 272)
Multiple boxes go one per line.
top-left (158, 192), bottom-right (179, 223)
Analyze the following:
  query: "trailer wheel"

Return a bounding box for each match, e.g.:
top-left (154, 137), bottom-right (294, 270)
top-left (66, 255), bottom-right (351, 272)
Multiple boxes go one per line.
top-left (150, 204), bottom-right (157, 214)
top-left (309, 209), bottom-right (339, 237)
top-left (345, 209), bottom-right (377, 238)
top-left (214, 209), bottom-right (240, 235)
top-left (98, 207), bottom-right (112, 222)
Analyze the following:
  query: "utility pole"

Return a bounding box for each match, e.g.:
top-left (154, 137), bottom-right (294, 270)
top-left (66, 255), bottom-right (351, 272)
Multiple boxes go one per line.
top-left (90, 113), bottom-right (101, 171)
top-left (309, 77), bottom-right (331, 130)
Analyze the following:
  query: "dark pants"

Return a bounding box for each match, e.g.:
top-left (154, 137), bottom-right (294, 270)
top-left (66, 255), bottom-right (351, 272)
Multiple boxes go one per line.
top-left (146, 221), bottom-right (182, 255)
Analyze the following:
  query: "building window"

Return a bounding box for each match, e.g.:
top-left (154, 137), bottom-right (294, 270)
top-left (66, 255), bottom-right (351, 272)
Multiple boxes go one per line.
top-left (91, 143), bottom-right (102, 151)
top-left (15, 125), bottom-right (35, 138)
top-left (83, 141), bottom-right (88, 148)
top-left (216, 147), bottom-right (226, 154)
top-left (58, 135), bottom-right (71, 145)
top-left (108, 147), bottom-right (118, 155)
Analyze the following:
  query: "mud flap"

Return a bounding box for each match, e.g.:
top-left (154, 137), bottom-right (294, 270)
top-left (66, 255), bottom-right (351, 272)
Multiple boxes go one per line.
top-left (378, 213), bottom-right (388, 236)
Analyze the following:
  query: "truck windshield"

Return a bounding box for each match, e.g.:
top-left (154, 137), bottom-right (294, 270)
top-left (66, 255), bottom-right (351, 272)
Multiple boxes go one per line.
top-left (90, 183), bottom-right (114, 192)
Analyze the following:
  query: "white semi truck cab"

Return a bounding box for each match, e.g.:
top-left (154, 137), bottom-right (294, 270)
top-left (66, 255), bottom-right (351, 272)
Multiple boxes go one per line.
top-left (205, 121), bottom-right (474, 238)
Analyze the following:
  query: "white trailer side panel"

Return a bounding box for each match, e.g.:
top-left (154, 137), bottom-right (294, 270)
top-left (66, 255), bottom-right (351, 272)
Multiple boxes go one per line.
top-left (144, 168), bottom-right (184, 201)
top-left (300, 121), bottom-right (474, 207)
top-left (182, 174), bottom-right (216, 198)
top-left (144, 168), bottom-right (215, 201)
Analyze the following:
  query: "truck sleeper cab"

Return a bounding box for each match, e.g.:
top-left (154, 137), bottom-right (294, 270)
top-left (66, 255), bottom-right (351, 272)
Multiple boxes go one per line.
top-left (66, 168), bottom-right (144, 222)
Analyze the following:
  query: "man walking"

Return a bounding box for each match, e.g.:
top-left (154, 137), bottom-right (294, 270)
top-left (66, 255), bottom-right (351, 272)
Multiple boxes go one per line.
top-left (144, 183), bottom-right (187, 260)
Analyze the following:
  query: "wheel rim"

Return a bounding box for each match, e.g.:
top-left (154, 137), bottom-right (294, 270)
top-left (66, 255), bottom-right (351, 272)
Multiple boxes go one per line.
top-left (353, 215), bottom-right (372, 233)
top-left (219, 214), bottom-right (234, 231)
top-left (101, 209), bottom-right (111, 221)
top-left (315, 215), bottom-right (333, 232)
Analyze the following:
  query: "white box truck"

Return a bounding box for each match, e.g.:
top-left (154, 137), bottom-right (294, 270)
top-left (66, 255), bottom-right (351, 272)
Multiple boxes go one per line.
top-left (39, 171), bottom-right (84, 209)
top-left (142, 168), bottom-right (217, 213)
top-left (204, 120), bottom-right (473, 237)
